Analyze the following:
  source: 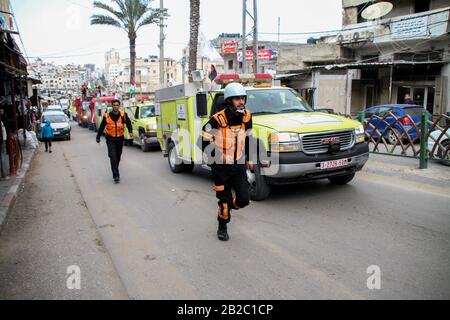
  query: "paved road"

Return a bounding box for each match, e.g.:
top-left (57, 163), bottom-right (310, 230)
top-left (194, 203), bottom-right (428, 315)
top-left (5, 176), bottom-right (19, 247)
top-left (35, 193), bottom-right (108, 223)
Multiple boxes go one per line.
top-left (1, 124), bottom-right (450, 299)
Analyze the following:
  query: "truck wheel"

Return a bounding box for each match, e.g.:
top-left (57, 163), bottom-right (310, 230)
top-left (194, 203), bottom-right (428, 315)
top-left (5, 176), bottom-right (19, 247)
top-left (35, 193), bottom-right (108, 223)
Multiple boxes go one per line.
top-left (140, 134), bottom-right (150, 152)
top-left (168, 142), bottom-right (185, 173)
top-left (328, 173), bottom-right (356, 185)
top-left (249, 165), bottom-right (271, 201)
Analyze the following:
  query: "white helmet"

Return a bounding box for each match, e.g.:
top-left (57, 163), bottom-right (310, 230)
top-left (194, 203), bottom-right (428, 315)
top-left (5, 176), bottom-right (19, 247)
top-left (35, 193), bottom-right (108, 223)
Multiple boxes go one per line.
top-left (224, 83), bottom-right (247, 101)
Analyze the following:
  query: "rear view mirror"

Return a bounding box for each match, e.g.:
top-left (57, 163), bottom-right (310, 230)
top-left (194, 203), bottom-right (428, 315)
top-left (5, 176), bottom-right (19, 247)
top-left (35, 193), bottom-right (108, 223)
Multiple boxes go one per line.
top-left (196, 93), bottom-right (208, 117)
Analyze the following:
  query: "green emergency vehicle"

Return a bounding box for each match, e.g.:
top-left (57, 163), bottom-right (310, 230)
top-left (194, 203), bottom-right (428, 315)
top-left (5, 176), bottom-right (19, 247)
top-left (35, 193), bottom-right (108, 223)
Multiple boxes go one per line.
top-left (155, 74), bottom-right (369, 201)
top-left (126, 103), bottom-right (159, 152)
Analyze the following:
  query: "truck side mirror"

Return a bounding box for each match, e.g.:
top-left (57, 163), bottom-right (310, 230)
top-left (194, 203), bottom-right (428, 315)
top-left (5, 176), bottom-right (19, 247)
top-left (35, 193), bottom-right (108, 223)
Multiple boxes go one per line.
top-left (196, 93), bottom-right (208, 117)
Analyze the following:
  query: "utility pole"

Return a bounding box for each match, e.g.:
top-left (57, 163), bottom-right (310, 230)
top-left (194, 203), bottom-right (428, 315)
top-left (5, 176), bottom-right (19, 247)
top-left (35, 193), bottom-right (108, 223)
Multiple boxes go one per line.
top-left (242, 0), bottom-right (247, 74)
top-left (253, 0), bottom-right (258, 75)
top-left (277, 17), bottom-right (281, 71)
top-left (159, 0), bottom-right (165, 89)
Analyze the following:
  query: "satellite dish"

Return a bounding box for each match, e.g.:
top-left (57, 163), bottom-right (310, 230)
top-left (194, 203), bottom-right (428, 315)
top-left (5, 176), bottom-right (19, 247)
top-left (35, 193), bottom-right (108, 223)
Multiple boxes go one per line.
top-left (361, 2), bottom-right (393, 20)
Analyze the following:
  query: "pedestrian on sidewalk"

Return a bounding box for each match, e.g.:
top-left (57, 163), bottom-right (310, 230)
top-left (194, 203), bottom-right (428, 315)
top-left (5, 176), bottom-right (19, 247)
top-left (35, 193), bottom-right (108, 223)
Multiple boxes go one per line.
top-left (40, 119), bottom-right (54, 153)
top-left (96, 100), bottom-right (133, 184)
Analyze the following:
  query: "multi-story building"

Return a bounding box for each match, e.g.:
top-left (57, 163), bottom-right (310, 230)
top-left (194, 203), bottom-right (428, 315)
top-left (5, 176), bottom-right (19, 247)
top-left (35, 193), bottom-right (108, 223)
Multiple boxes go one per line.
top-left (28, 60), bottom-right (100, 95)
top-left (116, 56), bottom-right (179, 98)
top-left (279, 0), bottom-right (450, 115)
top-left (105, 48), bottom-right (121, 83)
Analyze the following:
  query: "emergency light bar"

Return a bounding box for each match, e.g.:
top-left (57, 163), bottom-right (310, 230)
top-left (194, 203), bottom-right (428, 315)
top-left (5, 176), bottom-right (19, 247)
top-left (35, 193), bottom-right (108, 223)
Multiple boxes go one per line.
top-left (214, 73), bottom-right (273, 85)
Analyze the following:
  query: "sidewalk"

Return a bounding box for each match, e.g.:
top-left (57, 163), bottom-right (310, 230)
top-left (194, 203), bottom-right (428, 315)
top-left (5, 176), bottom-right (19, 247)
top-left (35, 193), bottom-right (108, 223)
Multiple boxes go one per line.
top-left (0, 142), bottom-right (128, 299)
top-left (363, 153), bottom-right (450, 189)
top-left (0, 149), bottom-right (36, 231)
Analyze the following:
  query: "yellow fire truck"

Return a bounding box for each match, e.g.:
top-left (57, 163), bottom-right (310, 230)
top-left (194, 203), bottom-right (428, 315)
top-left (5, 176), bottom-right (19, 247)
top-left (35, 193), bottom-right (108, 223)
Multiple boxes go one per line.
top-left (155, 74), bottom-right (369, 201)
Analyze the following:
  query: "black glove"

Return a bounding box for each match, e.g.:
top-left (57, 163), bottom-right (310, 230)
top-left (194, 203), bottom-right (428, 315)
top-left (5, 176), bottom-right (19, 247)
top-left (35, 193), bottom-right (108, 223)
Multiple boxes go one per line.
top-left (96, 137), bottom-right (101, 144)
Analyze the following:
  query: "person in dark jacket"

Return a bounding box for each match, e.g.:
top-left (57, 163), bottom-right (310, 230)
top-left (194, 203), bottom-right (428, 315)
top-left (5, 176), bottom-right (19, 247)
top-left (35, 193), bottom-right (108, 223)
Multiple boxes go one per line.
top-left (201, 83), bottom-right (254, 242)
top-left (96, 100), bottom-right (133, 184)
top-left (40, 119), bottom-right (54, 153)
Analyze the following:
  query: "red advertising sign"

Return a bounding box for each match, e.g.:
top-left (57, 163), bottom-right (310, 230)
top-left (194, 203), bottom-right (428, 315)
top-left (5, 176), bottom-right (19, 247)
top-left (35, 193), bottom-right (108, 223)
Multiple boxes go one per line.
top-left (236, 50), bottom-right (273, 62)
top-left (222, 41), bottom-right (238, 54)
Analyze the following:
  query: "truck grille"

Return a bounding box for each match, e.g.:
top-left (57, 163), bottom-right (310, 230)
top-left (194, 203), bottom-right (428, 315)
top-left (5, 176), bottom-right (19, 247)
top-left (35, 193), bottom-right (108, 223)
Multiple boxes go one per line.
top-left (301, 130), bottom-right (355, 155)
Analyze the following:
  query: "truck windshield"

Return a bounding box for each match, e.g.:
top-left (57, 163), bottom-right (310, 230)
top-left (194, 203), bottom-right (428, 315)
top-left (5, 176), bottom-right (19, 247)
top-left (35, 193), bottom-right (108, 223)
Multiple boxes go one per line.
top-left (246, 89), bottom-right (313, 115)
top-left (141, 106), bottom-right (155, 118)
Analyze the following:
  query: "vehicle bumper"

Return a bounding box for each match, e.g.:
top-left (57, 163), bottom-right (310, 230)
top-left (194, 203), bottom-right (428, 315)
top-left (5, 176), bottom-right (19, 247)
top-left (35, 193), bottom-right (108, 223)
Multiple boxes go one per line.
top-left (144, 133), bottom-right (159, 146)
top-left (264, 143), bottom-right (369, 184)
top-left (53, 129), bottom-right (71, 139)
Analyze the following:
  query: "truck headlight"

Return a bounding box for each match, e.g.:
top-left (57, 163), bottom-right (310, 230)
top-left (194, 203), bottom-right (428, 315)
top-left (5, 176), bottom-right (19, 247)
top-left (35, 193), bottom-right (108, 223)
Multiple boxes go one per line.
top-left (355, 125), bottom-right (365, 143)
top-left (269, 132), bottom-right (302, 152)
top-left (147, 124), bottom-right (157, 131)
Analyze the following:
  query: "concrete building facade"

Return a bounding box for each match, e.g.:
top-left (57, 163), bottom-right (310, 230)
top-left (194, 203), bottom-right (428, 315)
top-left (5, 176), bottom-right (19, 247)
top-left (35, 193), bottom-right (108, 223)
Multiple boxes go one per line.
top-left (278, 0), bottom-right (450, 115)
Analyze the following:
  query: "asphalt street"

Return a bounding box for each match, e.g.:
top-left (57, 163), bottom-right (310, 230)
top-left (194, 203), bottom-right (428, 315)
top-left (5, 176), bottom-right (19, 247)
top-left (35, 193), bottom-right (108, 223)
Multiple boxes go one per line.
top-left (1, 124), bottom-right (449, 299)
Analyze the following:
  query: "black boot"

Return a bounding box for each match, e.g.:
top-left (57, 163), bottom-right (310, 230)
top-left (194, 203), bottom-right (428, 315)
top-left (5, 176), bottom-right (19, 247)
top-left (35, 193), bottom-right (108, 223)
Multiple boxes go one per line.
top-left (217, 223), bottom-right (229, 242)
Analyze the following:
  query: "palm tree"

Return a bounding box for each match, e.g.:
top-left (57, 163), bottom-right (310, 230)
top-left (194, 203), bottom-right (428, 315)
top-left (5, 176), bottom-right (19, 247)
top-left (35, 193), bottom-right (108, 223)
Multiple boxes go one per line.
top-left (90, 0), bottom-right (163, 87)
top-left (188, 0), bottom-right (200, 82)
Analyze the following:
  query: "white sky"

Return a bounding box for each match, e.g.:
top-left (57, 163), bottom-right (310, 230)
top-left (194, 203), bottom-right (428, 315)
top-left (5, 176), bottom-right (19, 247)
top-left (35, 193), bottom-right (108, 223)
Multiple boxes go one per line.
top-left (11, 0), bottom-right (343, 67)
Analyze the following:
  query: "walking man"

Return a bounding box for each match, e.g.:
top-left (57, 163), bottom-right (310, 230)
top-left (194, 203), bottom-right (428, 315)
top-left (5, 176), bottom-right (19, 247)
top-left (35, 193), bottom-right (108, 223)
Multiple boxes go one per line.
top-left (40, 119), bottom-right (54, 153)
top-left (202, 83), bottom-right (254, 242)
top-left (96, 100), bottom-right (133, 184)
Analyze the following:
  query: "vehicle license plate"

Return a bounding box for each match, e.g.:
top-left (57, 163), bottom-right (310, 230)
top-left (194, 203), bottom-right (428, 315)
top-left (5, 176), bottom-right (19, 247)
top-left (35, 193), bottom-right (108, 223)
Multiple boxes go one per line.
top-left (320, 159), bottom-right (348, 170)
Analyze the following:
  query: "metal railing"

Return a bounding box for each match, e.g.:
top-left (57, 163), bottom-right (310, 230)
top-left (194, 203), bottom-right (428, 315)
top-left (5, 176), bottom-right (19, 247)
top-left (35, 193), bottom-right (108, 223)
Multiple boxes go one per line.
top-left (356, 111), bottom-right (450, 169)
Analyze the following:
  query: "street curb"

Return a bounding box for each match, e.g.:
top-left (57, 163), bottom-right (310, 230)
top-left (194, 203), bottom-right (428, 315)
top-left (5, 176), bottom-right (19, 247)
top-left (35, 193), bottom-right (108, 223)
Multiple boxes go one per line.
top-left (0, 149), bottom-right (36, 233)
top-left (363, 164), bottom-right (450, 189)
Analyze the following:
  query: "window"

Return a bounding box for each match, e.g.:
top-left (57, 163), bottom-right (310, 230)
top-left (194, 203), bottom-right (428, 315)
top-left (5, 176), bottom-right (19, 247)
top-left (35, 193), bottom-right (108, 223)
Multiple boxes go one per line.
top-left (414, 0), bottom-right (430, 13)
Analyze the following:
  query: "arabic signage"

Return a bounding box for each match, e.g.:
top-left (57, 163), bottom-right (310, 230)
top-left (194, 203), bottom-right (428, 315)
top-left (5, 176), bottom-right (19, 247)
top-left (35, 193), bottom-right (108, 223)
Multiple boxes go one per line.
top-left (222, 41), bottom-right (239, 54)
top-left (236, 50), bottom-right (275, 62)
top-left (391, 16), bottom-right (429, 39)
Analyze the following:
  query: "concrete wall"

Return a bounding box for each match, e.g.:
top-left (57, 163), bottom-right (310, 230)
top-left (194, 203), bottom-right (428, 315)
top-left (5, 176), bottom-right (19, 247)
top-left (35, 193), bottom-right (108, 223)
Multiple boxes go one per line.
top-left (440, 63), bottom-right (450, 113)
top-left (278, 44), bottom-right (352, 72)
top-left (431, 0), bottom-right (450, 10)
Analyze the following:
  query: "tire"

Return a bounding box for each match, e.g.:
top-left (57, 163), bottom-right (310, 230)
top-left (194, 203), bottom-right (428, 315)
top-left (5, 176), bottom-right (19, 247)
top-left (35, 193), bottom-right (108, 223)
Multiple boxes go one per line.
top-left (140, 134), bottom-right (150, 152)
top-left (168, 142), bottom-right (185, 173)
top-left (438, 140), bottom-right (450, 167)
top-left (386, 128), bottom-right (400, 145)
top-left (328, 173), bottom-right (356, 185)
top-left (248, 165), bottom-right (272, 201)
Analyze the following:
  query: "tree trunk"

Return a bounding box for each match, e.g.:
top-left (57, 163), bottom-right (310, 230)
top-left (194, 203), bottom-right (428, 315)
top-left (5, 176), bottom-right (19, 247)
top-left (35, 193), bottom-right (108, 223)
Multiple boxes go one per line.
top-left (129, 32), bottom-right (137, 90)
top-left (188, 0), bottom-right (200, 82)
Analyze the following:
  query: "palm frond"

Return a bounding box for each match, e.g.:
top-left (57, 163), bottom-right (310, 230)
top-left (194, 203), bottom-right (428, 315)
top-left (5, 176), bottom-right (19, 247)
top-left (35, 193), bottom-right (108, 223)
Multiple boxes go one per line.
top-left (90, 14), bottom-right (123, 30)
top-left (136, 11), bottom-right (159, 30)
top-left (93, 1), bottom-right (126, 21)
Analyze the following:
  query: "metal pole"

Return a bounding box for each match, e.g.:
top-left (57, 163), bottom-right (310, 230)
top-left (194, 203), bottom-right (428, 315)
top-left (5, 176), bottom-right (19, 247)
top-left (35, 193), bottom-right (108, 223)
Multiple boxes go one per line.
top-left (389, 66), bottom-right (393, 103)
top-left (242, 0), bottom-right (247, 74)
top-left (253, 0), bottom-right (258, 74)
top-left (159, 0), bottom-right (165, 89)
top-left (277, 16), bottom-right (281, 69)
top-left (420, 111), bottom-right (429, 169)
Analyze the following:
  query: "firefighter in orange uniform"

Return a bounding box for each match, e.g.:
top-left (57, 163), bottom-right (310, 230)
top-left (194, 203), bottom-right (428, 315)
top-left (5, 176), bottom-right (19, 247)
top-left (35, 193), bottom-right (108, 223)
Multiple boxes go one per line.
top-left (96, 99), bottom-right (133, 184)
top-left (202, 83), bottom-right (254, 241)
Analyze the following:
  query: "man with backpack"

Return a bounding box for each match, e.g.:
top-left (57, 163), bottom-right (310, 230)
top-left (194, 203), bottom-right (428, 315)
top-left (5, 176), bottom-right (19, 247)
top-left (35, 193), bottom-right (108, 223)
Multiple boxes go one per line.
top-left (96, 100), bottom-right (133, 184)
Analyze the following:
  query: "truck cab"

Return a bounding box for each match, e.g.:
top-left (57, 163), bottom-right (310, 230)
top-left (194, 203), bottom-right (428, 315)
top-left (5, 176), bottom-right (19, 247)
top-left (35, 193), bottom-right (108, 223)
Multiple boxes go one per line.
top-left (127, 102), bottom-right (159, 152)
top-left (156, 74), bottom-right (369, 201)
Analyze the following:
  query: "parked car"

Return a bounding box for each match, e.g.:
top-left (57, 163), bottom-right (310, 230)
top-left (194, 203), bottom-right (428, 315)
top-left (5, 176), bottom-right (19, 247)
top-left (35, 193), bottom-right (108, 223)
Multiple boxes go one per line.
top-left (40, 111), bottom-right (71, 141)
top-left (362, 104), bottom-right (431, 144)
top-left (428, 130), bottom-right (450, 166)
